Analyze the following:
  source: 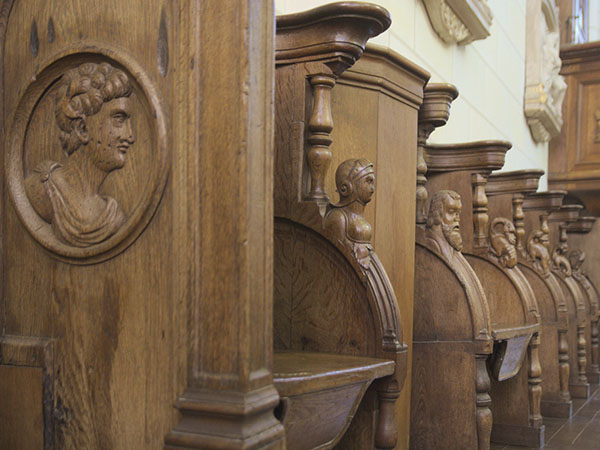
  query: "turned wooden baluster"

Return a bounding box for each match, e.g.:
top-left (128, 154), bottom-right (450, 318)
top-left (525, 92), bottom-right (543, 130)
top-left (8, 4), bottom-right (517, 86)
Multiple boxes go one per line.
top-left (592, 321), bottom-right (600, 374)
top-left (472, 173), bottom-right (489, 249)
top-left (475, 354), bottom-right (492, 450)
top-left (528, 333), bottom-right (543, 427)
top-left (513, 194), bottom-right (526, 255)
top-left (306, 73), bottom-right (336, 205)
top-left (578, 323), bottom-right (588, 384)
top-left (558, 329), bottom-right (571, 401)
top-left (375, 379), bottom-right (400, 450)
top-left (416, 83), bottom-right (458, 225)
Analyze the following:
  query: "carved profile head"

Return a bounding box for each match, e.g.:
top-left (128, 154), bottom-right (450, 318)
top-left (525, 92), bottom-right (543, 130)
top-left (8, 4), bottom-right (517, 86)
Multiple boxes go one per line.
top-left (427, 190), bottom-right (462, 251)
top-left (334, 158), bottom-right (375, 207)
top-left (527, 229), bottom-right (551, 278)
top-left (55, 62), bottom-right (135, 172)
top-left (568, 249), bottom-right (585, 273)
top-left (489, 217), bottom-right (518, 268)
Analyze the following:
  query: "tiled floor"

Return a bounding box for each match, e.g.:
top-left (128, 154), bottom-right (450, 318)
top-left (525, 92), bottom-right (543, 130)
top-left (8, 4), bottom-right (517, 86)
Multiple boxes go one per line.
top-left (491, 384), bottom-right (600, 449)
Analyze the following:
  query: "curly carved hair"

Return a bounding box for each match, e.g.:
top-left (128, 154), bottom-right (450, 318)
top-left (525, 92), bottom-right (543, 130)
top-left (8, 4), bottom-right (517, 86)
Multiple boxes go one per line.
top-left (55, 62), bottom-right (132, 155)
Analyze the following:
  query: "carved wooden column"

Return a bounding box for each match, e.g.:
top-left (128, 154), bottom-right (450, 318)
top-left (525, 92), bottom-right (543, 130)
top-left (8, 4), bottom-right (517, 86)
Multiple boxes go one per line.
top-left (513, 195), bottom-right (526, 254)
top-left (416, 83), bottom-right (458, 224)
top-left (472, 173), bottom-right (489, 249)
top-left (165, 1), bottom-right (285, 447)
top-left (306, 74), bottom-right (335, 204)
top-left (475, 354), bottom-right (493, 450)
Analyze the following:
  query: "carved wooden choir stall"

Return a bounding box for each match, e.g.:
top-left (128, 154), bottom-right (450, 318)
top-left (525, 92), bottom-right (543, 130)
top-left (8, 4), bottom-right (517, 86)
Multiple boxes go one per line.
top-left (414, 133), bottom-right (545, 448)
top-left (486, 172), bottom-right (572, 419)
top-left (273, 4), bottom-right (409, 449)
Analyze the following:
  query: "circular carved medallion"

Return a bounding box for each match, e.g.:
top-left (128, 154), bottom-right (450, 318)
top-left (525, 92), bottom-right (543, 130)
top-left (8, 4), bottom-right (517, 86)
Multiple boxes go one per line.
top-left (7, 47), bottom-right (168, 264)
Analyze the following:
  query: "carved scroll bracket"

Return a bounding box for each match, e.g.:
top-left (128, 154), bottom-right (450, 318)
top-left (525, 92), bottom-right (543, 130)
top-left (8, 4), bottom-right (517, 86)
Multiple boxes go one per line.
top-left (422, 0), bottom-right (493, 45)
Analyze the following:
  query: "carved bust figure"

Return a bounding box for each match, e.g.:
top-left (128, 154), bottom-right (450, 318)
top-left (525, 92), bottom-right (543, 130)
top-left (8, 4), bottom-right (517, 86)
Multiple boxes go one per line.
top-left (25, 62), bottom-right (134, 247)
top-left (489, 217), bottom-right (518, 268)
top-left (426, 190), bottom-right (463, 260)
top-left (324, 158), bottom-right (375, 269)
top-left (552, 241), bottom-right (572, 277)
top-left (526, 229), bottom-right (551, 278)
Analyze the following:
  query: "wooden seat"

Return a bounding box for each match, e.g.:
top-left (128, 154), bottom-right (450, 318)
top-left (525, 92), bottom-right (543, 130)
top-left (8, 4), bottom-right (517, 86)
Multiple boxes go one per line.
top-left (273, 352), bottom-right (394, 450)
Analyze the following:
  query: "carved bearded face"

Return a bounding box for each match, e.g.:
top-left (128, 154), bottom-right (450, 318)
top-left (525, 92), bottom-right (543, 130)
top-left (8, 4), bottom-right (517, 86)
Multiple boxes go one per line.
top-left (442, 196), bottom-right (462, 251)
top-left (86, 97), bottom-right (135, 172)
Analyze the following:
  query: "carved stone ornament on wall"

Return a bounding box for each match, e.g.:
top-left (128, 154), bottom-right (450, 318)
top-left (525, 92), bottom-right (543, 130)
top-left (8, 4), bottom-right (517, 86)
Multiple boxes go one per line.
top-left (421, 0), bottom-right (493, 45)
top-left (7, 48), bottom-right (168, 264)
top-left (524, 0), bottom-right (567, 142)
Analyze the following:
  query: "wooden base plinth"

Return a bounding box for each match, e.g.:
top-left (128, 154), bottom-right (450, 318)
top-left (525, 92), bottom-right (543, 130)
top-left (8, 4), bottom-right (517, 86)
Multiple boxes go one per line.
top-left (164, 386), bottom-right (286, 449)
top-left (541, 399), bottom-right (573, 418)
top-left (570, 382), bottom-right (591, 399)
top-left (491, 423), bottom-right (545, 448)
top-left (587, 372), bottom-right (600, 384)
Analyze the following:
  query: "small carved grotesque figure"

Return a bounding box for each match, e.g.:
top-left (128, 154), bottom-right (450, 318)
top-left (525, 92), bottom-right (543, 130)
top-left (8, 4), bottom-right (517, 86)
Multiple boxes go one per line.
top-left (551, 241), bottom-right (572, 277)
top-left (25, 62), bottom-right (135, 247)
top-left (527, 229), bottom-right (551, 278)
top-left (324, 158), bottom-right (375, 269)
top-left (568, 249), bottom-right (585, 275)
top-left (489, 217), bottom-right (518, 268)
top-left (426, 190), bottom-right (463, 260)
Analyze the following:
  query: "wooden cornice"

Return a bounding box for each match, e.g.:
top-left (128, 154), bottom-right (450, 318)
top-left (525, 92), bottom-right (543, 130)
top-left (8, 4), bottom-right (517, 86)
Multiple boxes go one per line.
top-left (567, 216), bottom-right (597, 234)
top-left (560, 41), bottom-right (600, 67)
top-left (339, 44), bottom-right (430, 108)
top-left (548, 204), bottom-right (583, 223)
top-left (486, 170), bottom-right (544, 196)
top-left (523, 191), bottom-right (567, 211)
top-left (275, 2), bottom-right (391, 75)
top-left (425, 140), bottom-right (511, 173)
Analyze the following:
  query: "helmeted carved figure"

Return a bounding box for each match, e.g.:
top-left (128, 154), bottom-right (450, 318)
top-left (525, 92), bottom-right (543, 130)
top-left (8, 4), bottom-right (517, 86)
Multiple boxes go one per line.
top-left (489, 217), bottom-right (518, 268)
top-left (25, 62), bottom-right (135, 247)
top-left (324, 158), bottom-right (375, 268)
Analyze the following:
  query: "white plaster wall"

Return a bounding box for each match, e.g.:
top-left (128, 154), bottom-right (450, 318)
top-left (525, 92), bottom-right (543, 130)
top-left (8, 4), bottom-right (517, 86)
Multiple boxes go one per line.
top-left (275, 0), bottom-right (550, 189)
top-left (590, 0), bottom-right (600, 41)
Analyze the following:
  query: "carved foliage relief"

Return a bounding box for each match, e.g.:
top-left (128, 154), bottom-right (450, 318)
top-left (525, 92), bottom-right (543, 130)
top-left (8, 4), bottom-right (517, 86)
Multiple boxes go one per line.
top-left (524, 0), bottom-right (566, 142)
top-left (7, 52), bottom-right (168, 263)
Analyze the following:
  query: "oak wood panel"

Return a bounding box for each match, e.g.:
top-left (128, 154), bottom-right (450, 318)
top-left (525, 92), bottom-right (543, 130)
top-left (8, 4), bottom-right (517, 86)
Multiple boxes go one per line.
top-left (0, 366), bottom-right (44, 450)
top-left (549, 42), bottom-right (600, 213)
